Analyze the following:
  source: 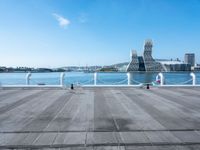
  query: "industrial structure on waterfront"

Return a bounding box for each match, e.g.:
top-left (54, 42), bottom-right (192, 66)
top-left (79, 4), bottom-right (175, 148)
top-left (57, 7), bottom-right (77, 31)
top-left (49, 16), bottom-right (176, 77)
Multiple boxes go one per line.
top-left (127, 39), bottom-right (192, 72)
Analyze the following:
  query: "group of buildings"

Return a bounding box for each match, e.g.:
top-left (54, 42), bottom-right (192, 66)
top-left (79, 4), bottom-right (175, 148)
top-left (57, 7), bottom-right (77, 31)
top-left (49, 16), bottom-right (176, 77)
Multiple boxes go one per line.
top-left (0, 40), bottom-right (198, 73)
top-left (126, 40), bottom-right (198, 72)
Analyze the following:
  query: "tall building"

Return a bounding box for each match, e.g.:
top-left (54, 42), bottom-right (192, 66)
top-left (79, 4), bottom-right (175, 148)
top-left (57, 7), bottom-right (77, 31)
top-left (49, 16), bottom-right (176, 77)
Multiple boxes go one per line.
top-left (126, 39), bottom-right (163, 72)
top-left (126, 40), bottom-right (192, 72)
top-left (143, 40), bottom-right (162, 71)
top-left (185, 53), bottom-right (195, 66)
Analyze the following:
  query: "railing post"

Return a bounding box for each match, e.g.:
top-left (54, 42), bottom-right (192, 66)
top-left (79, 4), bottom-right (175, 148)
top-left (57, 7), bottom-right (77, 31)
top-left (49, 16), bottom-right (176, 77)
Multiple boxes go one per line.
top-left (190, 72), bottom-right (196, 86)
top-left (94, 72), bottom-right (97, 85)
top-left (60, 72), bottom-right (65, 87)
top-left (157, 72), bottom-right (164, 86)
top-left (26, 72), bottom-right (31, 85)
top-left (127, 72), bottom-right (131, 85)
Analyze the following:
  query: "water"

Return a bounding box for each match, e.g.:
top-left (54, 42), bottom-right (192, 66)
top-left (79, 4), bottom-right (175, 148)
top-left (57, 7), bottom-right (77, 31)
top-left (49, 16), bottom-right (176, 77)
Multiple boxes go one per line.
top-left (0, 72), bottom-right (200, 86)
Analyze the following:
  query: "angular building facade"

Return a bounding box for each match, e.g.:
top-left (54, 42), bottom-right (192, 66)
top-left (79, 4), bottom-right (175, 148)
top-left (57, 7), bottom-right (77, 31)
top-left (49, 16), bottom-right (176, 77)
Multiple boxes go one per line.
top-left (126, 39), bottom-right (163, 72)
top-left (143, 40), bottom-right (162, 71)
top-left (126, 50), bottom-right (139, 72)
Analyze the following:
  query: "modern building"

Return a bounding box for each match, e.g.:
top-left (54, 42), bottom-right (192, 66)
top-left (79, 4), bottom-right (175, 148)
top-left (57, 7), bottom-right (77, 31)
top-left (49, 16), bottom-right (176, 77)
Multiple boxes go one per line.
top-left (126, 50), bottom-right (139, 72)
top-left (126, 40), bottom-right (192, 72)
top-left (185, 53), bottom-right (195, 66)
top-left (193, 66), bottom-right (200, 71)
top-left (157, 60), bottom-right (191, 71)
top-left (143, 39), bottom-right (162, 71)
top-left (126, 39), bottom-right (163, 72)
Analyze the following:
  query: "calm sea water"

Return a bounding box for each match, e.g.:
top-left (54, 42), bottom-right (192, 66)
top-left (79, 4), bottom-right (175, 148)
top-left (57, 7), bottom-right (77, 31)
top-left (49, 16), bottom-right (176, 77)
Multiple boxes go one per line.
top-left (0, 72), bottom-right (200, 86)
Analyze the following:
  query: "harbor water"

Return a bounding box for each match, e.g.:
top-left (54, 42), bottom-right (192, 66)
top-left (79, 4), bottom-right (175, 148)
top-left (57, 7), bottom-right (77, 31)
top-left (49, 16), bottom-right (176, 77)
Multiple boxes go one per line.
top-left (0, 72), bottom-right (200, 86)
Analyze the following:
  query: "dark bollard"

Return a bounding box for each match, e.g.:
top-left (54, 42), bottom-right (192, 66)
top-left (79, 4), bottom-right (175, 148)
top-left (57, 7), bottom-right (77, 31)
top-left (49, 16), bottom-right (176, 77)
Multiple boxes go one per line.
top-left (146, 84), bottom-right (150, 89)
top-left (71, 84), bottom-right (74, 90)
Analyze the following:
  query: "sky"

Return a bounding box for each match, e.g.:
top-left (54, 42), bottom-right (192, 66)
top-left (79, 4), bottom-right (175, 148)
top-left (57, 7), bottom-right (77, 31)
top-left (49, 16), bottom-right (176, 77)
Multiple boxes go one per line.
top-left (0, 0), bottom-right (200, 68)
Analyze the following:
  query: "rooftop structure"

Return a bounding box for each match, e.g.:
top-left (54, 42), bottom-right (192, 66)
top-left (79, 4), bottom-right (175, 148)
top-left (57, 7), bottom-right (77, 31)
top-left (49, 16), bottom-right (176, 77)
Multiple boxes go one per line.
top-left (1, 87), bottom-right (200, 149)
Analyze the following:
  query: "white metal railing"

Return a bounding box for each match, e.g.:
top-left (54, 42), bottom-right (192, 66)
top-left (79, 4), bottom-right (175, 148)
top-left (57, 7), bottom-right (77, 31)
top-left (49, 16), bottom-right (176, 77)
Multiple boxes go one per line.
top-left (154, 72), bottom-right (198, 87)
top-left (0, 72), bottom-right (66, 88)
top-left (0, 72), bottom-right (199, 88)
top-left (26, 72), bottom-right (31, 85)
top-left (190, 72), bottom-right (196, 86)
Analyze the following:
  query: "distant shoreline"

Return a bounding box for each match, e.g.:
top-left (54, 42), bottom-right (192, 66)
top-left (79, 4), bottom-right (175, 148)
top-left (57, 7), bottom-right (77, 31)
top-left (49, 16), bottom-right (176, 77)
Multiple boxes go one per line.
top-left (0, 71), bottom-right (200, 73)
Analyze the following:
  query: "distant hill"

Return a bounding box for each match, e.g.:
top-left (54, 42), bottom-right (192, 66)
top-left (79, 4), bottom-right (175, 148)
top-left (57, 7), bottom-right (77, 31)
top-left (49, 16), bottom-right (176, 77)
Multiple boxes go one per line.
top-left (110, 62), bottom-right (129, 67)
top-left (110, 62), bottom-right (129, 72)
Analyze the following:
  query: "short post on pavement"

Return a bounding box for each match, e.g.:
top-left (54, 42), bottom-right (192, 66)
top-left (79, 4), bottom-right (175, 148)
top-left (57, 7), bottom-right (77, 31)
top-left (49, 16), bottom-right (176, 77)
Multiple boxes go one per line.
top-left (146, 84), bottom-right (150, 89)
top-left (71, 84), bottom-right (74, 90)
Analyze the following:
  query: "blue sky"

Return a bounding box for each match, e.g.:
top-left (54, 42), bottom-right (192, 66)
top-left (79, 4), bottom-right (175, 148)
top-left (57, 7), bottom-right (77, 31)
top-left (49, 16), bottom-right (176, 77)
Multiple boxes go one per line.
top-left (0, 0), bottom-right (200, 67)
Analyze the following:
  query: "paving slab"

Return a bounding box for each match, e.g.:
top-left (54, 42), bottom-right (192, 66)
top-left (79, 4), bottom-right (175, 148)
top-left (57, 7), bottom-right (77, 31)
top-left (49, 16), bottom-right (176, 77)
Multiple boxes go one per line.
top-left (94, 90), bottom-right (118, 131)
top-left (172, 131), bottom-right (200, 143)
top-left (0, 133), bottom-right (17, 146)
top-left (53, 132), bottom-right (86, 146)
top-left (86, 132), bottom-right (120, 146)
top-left (144, 131), bottom-right (181, 144)
top-left (33, 132), bottom-right (58, 146)
top-left (19, 132), bottom-right (40, 145)
top-left (119, 132), bottom-right (150, 145)
top-left (6, 133), bottom-right (28, 145)
top-left (93, 146), bottom-right (125, 150)
top-left (0, 87), bottom-right (200, 149)
top-left (125, 145), bottom-right (178, 150)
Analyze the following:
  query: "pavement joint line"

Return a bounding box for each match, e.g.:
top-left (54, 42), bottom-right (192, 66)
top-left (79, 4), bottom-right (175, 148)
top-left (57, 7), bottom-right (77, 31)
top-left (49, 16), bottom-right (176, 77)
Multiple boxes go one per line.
top-left (1, 129), bottom-right (200, 133)
top-left (85, 131), bottom-right (88, 147)
top-left (29, 92), bottom-right (74, 145)
top-left (0, 90), bottom-right (49, 114)
top-left (115, 131), bottom-right (122, 147)
top-left (104, 90), bottom-right (120, 132)
top-left (51, 132), bottom-right (59, 146)
top-left (1, 142), bottom-right (200, 149)
top-left (31, 131), bottom-right (43, 145)
top-left (143, 130), bottom-right (154, 147)
top-left (40, 92), bottom-right (74, 131)
top-left (195, 130), bottom-right (200, 136)
top-left (105, 90), bottom-right (128, 147)
top-left (122, 88), bottom-right (185, 131)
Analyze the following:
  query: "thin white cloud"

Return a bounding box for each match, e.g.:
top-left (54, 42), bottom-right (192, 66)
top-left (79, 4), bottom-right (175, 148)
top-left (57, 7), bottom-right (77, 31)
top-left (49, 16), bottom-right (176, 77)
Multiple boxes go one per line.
top-left (52, 13), bottom-right (70, 28)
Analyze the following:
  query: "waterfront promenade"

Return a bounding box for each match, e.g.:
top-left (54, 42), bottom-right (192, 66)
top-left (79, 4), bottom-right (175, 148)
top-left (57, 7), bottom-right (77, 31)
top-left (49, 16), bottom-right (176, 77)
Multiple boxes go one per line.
top-left (0, 87), bottom-right (200, 149)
